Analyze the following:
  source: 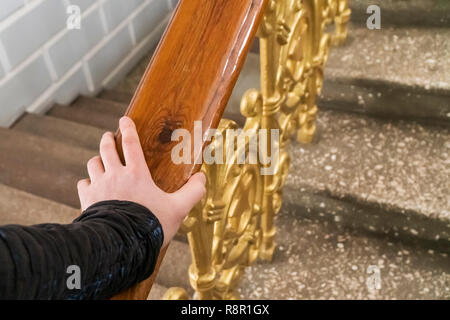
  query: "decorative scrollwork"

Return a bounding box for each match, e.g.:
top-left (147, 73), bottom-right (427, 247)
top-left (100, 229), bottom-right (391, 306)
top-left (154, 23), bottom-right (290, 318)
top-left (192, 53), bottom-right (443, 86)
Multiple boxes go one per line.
top-left (165, 0), bottom-right (349, 300)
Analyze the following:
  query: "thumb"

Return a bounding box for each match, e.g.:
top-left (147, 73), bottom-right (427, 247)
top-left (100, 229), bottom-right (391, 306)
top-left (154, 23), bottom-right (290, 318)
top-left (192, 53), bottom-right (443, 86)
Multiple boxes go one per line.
top-left (173, 172), bottom-right (207, 212)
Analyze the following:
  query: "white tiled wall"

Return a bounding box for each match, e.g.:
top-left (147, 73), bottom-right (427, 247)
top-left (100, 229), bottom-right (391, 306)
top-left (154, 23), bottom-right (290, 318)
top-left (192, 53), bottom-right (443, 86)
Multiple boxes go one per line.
top-left (0, 0), bottom-right (178, 127)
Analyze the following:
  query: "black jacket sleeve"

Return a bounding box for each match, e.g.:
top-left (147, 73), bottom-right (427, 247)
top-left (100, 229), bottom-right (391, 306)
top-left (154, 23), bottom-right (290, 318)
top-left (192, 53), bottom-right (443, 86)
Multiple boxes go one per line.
top-left (0, 200), bottom-right (164, 300)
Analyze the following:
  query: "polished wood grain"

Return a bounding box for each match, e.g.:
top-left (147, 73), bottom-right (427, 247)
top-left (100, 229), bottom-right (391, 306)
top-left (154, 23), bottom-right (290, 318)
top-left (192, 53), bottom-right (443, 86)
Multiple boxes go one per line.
top-left (111, 0), bottom-right (267, 299)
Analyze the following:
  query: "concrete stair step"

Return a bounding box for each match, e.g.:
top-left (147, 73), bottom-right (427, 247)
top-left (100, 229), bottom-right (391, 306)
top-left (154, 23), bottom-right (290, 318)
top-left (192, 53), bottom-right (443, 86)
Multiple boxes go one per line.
top-left (71, 96), bottom-right (127, 117)
top-left (238, 205), bottom-right (450, 299)
top-left (48, 104), bottom-right (119, 131)
top-left (12, 113), bottom-right (104, 151)
top-left (223, 54), bottom-right (450, 245)
top-left (225, 98), bottom-right (450, 245)
top-left (282, 109), bottom-right (450, 246)
top-left (0, 128), bottom-right (95, 208)
top-left (321, 24), bottom-right (450, 125)
top-left (99, 90), bottom-right (134, 105)
top-left (231, 47), bottom-right (450, 126)
top-left (350, 0), bottom-right (450, 28)
top-left (0, 183), bottom-right (80, 226)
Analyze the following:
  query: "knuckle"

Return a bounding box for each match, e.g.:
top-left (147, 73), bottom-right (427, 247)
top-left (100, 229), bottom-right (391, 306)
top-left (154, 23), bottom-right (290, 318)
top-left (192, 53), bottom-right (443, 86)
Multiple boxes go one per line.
top-left (87, 156), bottom-right (99, 166)
top-left (101, 132), bottom-right (114, 145)
top-left (101, 139), bottom-right (113, 150)
top-left (122, 133), bottom-right (137, 147)
top-left (77, 179), bottom-right (88, 189)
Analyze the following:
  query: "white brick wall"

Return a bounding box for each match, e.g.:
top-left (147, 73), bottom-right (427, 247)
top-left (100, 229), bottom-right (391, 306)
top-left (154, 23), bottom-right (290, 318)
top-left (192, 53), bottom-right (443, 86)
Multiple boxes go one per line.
top-left (0, 0), bottom-right (177, 127)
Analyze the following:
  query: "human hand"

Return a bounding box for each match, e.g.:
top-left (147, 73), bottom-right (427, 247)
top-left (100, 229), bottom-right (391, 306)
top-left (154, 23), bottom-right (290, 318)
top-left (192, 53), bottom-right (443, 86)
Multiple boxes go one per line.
top-left (77, 116), bottom-right (206, 247)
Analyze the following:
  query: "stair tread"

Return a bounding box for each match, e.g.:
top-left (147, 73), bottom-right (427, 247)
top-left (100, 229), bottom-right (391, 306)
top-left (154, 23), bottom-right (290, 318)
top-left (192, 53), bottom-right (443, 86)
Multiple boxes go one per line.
top-left (222, 54), bottom-right (450, 242)
top-left (48, 104), bottom-right (119, 131)
top-left (238, 205), bottom-right (450, 299)
top-left (0, 128), bottom-right (95, 208)
top-left (326, 24), bottom-right (450, 93)
top-left (72, 96), bottom-right (127, 116)
top-left (0, 183), bottom-right (79, 226)
top-left (285, 109), bottom-right (450, 224)
top-left (12, 113), bottom-right (104, 150)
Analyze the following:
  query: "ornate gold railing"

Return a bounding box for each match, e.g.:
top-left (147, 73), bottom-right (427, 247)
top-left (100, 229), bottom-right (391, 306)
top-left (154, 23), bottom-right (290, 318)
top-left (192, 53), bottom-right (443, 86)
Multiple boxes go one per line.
top-left (165, 0), bottom-right (350, 300)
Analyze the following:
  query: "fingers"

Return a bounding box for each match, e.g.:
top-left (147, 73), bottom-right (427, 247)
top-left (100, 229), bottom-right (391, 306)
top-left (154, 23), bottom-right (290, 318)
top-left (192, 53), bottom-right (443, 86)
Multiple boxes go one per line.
top-left (173, 172), bottom-right (206, 213)
top-left (119, 117), bottom-right (146, 169)
top-left (100, 132), bottom-right (122, 171)
top-left (87, 156), bottom-right (104, 182)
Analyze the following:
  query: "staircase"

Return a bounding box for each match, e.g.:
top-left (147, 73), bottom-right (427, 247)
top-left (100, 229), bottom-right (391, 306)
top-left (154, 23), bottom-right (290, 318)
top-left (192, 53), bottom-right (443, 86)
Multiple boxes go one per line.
top-left (0, 0), bottom-right (449, 299)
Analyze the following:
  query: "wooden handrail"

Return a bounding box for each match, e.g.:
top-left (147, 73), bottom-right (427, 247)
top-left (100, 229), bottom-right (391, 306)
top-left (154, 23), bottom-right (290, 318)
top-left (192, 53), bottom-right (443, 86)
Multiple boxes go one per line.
top-left (111, 0), bottom-right (268, 300)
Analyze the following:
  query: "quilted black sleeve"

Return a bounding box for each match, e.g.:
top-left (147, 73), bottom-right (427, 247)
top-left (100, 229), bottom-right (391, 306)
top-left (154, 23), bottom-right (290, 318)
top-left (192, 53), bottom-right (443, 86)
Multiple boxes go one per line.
top-left (0, 200), bottom-right (164, 300)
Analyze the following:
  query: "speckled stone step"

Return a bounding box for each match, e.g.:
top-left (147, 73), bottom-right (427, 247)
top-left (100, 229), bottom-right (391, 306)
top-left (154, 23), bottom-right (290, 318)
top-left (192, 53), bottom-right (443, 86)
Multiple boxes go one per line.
top-left (0, 183), bottom-right (79, 226)
top-left (229, 44), bottom-right (450, 126)
top-left (226, 83), bottom-right (450, 245)
top-left (0, 128), bottom-right (95, 208)
top-left (12, 113), bottom-right (104, 151)
top-left (224, 58), bottom-right (450, 245)
top-left (321, 24), bottom-right (450, 125)
top-left (238, 204), bottom-right (450, 299)
top-left (350, 0), bottom-right (450, 28)
top-left (281, 108), bottom-right (450, 246)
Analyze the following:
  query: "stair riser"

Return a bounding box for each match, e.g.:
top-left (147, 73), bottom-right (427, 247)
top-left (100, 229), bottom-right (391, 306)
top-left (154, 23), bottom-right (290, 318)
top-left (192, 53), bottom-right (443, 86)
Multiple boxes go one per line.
top-left (0, 130), bottom-right (94, 208)
top-left (48, 106), bottom-right (119, 131)
top-left (283, 187), bottom-right (450, 253)
top-left (0, 184), bottom-right (80, 226)
top-left (319, 78), bottom-right (450, 126)
top-left (13, 114), bottom-right (104, 151)
top-left (0, 155), bottom-right (89, 208)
